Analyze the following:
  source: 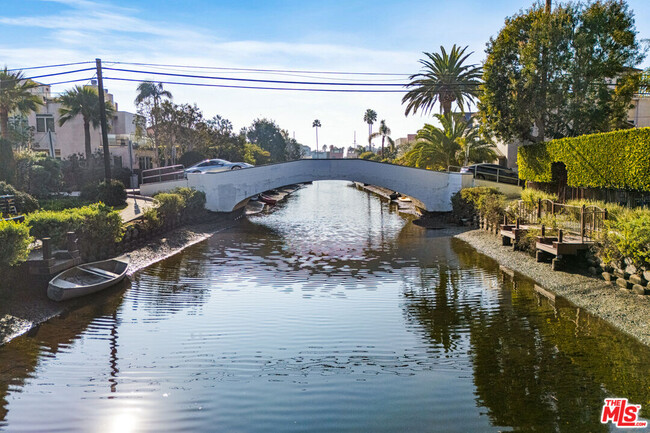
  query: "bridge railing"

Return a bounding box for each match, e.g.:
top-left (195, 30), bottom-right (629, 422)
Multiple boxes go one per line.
top-left (142, 165), bottom-right (185, 184)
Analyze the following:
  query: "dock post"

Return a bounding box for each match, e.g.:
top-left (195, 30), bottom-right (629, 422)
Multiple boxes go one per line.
top-left (558, 229), bottom-right (564, 243)
top-left (42, 238), bottom-right (52, 260)
top-left (541, 224), bottom-right (546, 237)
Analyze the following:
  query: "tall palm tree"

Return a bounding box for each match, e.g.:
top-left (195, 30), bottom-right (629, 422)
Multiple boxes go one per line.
top-left (401, 113), bottom-right (495, 170)
top-left (370, 119), bottom-right (395, 158)
top-left (402, 45), bottom-right (482, 116)
top-left (58, 86), bottom-right (115, 160)
top-left (363, 109), bottom-right (377, 151)
top-left (0, 67), bottom-right (43, 182)
top-left (135, 81), bottom-right (172, 165)
top-left (312, 119), bottom-right (321, 151)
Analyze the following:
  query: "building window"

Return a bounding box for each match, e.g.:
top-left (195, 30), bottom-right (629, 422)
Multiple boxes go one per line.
top-left (36, 115), bottom-right (55, 133)
top-left (113, 156), bottom-right (123, 168)
top-left (139, 156), bottom-right (153, 170)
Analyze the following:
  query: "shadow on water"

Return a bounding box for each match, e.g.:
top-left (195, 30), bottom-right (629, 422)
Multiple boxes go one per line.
top-left (398, 237), bottom-right (650, 431)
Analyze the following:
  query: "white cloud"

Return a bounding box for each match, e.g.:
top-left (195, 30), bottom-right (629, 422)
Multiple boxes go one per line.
top-left (0, 0), bottom-right (433, 150)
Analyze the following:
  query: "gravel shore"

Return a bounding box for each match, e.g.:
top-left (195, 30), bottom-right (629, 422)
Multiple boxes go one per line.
top-left (0, 213), bottom-right (242, 346)
top-left (455, 229), bottom-right (650, 346)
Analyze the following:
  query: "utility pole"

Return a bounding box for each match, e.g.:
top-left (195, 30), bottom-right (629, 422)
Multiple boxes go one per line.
top-left (96, 58), bottom-right (112, 180)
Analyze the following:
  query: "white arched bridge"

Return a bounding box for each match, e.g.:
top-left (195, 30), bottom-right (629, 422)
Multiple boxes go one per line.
top-left (140, 159), bottom-right (522, 212)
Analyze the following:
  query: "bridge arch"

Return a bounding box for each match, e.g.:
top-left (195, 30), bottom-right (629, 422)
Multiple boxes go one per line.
top-left (184, 159), bottom-right (473, 212)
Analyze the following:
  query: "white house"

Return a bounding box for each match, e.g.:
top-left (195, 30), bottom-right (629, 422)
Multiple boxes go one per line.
top-left (26, 84), bottom-right (155, 171)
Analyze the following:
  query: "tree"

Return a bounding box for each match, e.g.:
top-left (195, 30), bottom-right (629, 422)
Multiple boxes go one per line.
top-left (363, 109), bottom-right (377, 151)
top-left (312, 119), bottom-right (321, 151)
top-left (0, 67), bottom-right (43, 182)
top-left (58, 86), bottom-right (115, 160)
top-left (400, 113), bottom-right (495, 170)
top-left (134, 81), bottom-right (172, 165)
top-left (481, 1), bottom-right (645, 143)
top-left (402, 45), bottom-right (482, 116)
top-left (246, 118), bottom-right (302, 163)
top-left (370, 119), bottom-right (394, 158)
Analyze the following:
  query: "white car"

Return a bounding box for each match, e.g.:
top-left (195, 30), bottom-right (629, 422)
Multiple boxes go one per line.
top-left (184, 159), bottom-right (254, 174)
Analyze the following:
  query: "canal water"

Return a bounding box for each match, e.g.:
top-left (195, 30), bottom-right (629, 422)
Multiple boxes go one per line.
top-left (2, 180), bottom-right (650, 432)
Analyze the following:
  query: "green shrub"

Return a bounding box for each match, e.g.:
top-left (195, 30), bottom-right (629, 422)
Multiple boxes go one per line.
top-left (0, 220), bottom-right (33, 267)
top-left (451, 187), bottom-right (500, 221)
top-left (81, 179), bottom-right (127, 207)
top-left (0, 181), bottom-right (39, 213)
top-left (520, 189), bottom-right (557, 208)
top-left (26, 203), bottom-right (123, 248)
top-left (599, 213), bottom-right (650, 270)
top-left (39, 196), bottom-right (92, 211)
top-left (170, 187), bottom-right (206, 215)
top-left (154, 193), bottom-right (185, 223)
top-left (517, 128), bottom-right (650, 191)
top-left (76, 204), bottom-right (123, 257)
top-left (96, 180), bottom-right (127, 207)
top-left (13, 150), bottom-right (63, 197)
top-left (477, 192), bottom-right (508, 227)
top-left (141, 208), bottom-right (162, 231)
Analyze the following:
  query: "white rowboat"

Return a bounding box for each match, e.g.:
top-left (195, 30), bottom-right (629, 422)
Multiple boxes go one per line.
top-left (47, 258), bottom-right (129, 302)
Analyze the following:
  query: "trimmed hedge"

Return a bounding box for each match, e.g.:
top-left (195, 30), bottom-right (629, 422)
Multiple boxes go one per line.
top-left (517, 128), bottom-right (650, 191)
top-left (26, 203), bottom-right (123, 251)
top-left (0, 220), bottom-right (33, 267)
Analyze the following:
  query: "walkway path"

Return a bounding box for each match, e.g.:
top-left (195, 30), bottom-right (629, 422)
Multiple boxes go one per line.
top-left (120, 195), bottom-right (154, 223)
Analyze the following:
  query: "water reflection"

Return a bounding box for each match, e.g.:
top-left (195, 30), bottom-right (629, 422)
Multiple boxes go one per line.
top-left (1, 181), bottom-right (650, 432)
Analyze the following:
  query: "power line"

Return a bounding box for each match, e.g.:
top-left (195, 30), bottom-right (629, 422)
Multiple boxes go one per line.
top-left (105, 60), bottom-right (411, 76)
top-left (102, 67), bottom-right (406, 87)
top-left (1, 68), bottom-right (96, 83)
top-left (103, 76), bottom-right (409, 92)
top-left (109, 63), bottom-right (409, 82)
top-left (5, 61), bottom-right (94, 72)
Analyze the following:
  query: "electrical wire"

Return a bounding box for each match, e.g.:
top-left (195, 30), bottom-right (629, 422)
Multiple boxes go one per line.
top-left (1, 68), bottom-right (96, 83)
top-left (105, 60), bottom-right (411, 76)
top-left (102, 76), bottom-right (408, 92)
top-left (5, 61), bottom-right (94, 72)
top-left (102, 67), bottom-right (407, 87)
top-left (109, 63), bottom-right (409, 82)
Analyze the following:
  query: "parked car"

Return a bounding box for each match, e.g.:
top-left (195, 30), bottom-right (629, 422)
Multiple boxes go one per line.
top-left (184, 159), bottom-right (254, 174)
top-left (460, 163), bottom-right (520, 184)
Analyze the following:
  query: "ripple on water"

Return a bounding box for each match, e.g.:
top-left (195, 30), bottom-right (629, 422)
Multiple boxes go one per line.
top-left (2, 181), bottom-right (650, 433)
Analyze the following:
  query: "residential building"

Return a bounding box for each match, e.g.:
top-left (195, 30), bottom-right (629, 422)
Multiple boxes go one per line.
top-left (26, 83), bottom-right (153, 171)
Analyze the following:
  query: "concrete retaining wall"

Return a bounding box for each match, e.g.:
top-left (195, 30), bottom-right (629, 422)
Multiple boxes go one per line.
top-left (140, 179), bottom-right (189, 197)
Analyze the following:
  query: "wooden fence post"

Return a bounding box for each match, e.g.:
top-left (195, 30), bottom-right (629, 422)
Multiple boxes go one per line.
top-left (580, 204), bottom-right (585, 243)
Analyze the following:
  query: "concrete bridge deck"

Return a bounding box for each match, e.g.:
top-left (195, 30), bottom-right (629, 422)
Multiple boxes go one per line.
top-left (140, 159), bottom-right (521, 212)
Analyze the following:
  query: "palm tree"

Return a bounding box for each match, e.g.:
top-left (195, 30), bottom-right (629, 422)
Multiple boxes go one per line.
top-left (58, 86), bottom-right (115, 160)
top-left (135, 81), bottom-right (172, 165)
top-left (402, 45), bottom-right (482, 116)
top-left (370, 119), bottom-right (395, 158)
top-left (401, 113), bottom-right (495, 170)
top-left (312, 119), bottom-right (321, 151)
top-left (0, 67), bottom-right (43, 182)
top-left (363, 109), bottom-right (377, 151)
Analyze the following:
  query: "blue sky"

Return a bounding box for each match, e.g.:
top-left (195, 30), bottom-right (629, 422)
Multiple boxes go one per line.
top-left (1, 0), bottom-right (649, 150)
